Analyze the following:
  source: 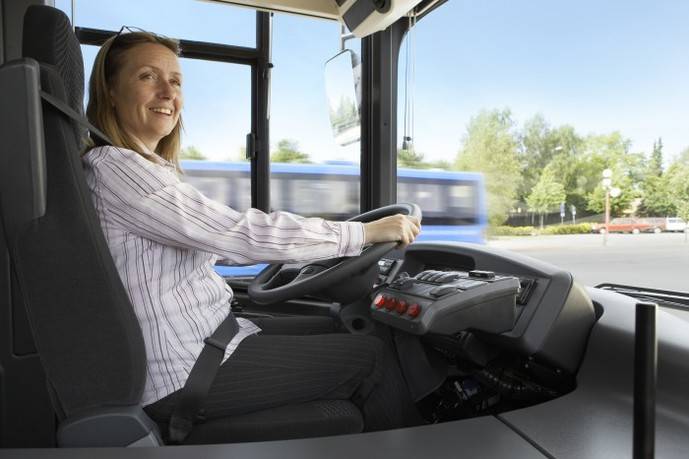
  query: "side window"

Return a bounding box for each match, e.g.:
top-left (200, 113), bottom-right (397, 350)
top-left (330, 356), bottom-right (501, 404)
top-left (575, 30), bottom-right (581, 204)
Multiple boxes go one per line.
top-left (57, 1), bottom-right (256, 276)
top-left (176, 58), bottom-right (252, 211)
top-left (269, 12), bottom-right (361, 219)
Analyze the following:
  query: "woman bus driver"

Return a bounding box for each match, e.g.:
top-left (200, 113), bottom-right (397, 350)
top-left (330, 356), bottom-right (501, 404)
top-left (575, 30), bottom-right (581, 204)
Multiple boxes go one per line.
top-left (82, 30), bottom-right (423, 435)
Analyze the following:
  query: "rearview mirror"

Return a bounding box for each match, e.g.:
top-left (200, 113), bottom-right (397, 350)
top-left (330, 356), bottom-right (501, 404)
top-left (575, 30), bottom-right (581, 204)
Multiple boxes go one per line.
top-left (324, 50), bottom-right (361, 146)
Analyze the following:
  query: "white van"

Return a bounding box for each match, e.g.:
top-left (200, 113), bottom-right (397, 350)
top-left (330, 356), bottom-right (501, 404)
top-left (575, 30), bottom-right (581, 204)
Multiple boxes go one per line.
top-left (666, 217), bottom-right (688, 232)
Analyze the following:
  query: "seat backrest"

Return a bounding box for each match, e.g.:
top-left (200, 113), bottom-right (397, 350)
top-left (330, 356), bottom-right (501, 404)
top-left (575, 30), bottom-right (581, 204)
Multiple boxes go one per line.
top-left (0, 5), bottom-right (146, 419)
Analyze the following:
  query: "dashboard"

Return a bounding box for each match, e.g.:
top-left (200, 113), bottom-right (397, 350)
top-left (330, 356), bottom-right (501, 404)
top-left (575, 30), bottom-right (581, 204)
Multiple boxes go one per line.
top-left (370, 242), bottom-right (597, 374)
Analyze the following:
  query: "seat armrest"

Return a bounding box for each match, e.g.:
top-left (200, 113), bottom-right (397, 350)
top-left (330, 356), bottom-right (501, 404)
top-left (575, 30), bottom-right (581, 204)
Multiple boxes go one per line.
top-left (57, 405), bottom-right (163, 447)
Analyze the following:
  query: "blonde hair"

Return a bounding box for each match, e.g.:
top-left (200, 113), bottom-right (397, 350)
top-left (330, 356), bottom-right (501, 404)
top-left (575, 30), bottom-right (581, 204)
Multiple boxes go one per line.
top-left (86, 31), bottom-right (182, 168)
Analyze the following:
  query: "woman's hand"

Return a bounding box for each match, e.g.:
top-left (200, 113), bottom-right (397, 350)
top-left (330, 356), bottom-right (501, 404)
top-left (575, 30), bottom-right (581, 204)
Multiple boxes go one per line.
top-left (363, 214), bottom-right (421, 248)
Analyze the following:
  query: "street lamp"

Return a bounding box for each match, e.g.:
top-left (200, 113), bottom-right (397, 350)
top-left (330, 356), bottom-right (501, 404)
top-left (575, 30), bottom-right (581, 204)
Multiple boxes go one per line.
top-left (601, 168), bottom-right (620, 246)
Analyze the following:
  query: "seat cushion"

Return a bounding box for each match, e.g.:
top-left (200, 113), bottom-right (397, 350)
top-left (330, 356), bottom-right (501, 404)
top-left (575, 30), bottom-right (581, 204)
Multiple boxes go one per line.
top-left (170, 400), bottom-right (363, 444)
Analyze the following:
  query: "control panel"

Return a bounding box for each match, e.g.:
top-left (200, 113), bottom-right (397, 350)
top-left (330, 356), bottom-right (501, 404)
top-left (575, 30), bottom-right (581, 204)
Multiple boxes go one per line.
top-left (370, 269), bottom-right (521, 335)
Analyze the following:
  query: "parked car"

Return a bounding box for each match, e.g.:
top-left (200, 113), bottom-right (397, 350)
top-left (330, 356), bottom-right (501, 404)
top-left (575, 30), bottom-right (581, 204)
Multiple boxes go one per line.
top-left (635, 217), bottom-right (687, 233)
top-left (639, 217), bottom-right (666, 233)
top-left (591, 218), bottom-right (656, 234)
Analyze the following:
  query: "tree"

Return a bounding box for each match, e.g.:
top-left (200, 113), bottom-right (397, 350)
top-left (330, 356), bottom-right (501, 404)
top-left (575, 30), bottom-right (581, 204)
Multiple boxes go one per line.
top-left (638, 174), bottom-right (676, 217)
top-left (677, 146), bottom-right (689, 165)
top-left (516, 115), bottom-right (585, 215)
top-left (397, 149), bottom-right (452, 170)
top-left (666, 161), bottom-right (689, 221)
top-left (639, 138), bottom-right (674, 216)
top-left (271, 139), bottom-right (311, 163)
top-left (530, 125), bottom-right (585, 211)
top-left (329, 96), bottom-right (358, 130)
top-left (398, 148), bottom-right (428, 168)
top-left (526, 170), bottom-right (566, 229)
top-left (180, 145), bottom-right (206, 160)
top-left (582, 132), bottom-right (642, 216)
top-left (455, 108), bottom-right (521, 225)
top-left (428, 159), bottom-right (452, 170)
top-left (649, 138), bottom-right (663, 176)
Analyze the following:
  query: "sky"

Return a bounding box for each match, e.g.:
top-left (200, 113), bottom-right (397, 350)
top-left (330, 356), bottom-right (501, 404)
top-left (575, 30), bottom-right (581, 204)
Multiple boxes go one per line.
top-left (57, 0), bottom-right (689, 166)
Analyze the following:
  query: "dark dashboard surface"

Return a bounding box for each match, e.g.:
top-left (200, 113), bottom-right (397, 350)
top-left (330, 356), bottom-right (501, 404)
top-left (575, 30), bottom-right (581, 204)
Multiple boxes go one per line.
top-left (1, 416), bottom-right (545, 459)
top-left (502, 287), bottom-right (689, 459)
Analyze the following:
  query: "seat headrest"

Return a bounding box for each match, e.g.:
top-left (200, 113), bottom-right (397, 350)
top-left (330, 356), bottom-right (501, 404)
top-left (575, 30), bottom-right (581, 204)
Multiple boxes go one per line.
top-left (22, 5), bottom-right (84, 115)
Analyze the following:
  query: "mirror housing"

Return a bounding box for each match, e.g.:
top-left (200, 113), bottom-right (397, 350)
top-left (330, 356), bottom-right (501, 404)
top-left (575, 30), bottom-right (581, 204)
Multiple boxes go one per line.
top-left (336, 0), bottom-right (423, 37)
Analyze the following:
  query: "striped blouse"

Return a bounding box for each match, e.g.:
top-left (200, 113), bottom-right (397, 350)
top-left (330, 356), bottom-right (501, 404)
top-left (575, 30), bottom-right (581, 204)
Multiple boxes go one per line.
top-left (82, 145), bottom-right (365, 405)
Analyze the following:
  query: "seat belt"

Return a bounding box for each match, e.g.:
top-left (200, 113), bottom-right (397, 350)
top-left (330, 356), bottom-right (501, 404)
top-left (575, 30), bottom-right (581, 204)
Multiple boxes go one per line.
top-left (168, 312), bottom-right (240, 444)
top-left (40, 90), bottom-right (113, 145)
top-left (40, 88), bottom-right (242, 444)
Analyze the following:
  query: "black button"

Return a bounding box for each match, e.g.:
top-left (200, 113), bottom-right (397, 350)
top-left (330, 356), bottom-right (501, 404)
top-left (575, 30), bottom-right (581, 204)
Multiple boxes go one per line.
top-left (437, 272), bottom-right (461, 283)
top-left (429, 285), bottom-right (457, 298)
top-left (469, 270), bottom-right (495, 279)
top-left (456, 280), bottom-right (485, 290)
top-left (417, 271), bottom-right (436, 281)
top-left (428, 272), bottom-right (447, 283)
top-left (392, 278), bottom-right (414, 290)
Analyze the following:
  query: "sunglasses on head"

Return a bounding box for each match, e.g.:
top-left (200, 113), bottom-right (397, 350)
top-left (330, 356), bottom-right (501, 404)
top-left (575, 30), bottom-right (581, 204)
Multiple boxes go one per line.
top-left (111, 25), bottom-right (173, 43)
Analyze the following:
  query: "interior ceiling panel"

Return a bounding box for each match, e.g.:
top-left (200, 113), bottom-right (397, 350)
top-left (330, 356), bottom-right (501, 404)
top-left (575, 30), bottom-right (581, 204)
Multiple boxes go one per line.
top-left (208, 0), bottom-right (340, 20)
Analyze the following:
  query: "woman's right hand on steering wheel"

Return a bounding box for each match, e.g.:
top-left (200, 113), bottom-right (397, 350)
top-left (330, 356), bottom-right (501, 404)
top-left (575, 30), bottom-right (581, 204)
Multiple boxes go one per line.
top-left (363, 214), bottom-right (421, 248)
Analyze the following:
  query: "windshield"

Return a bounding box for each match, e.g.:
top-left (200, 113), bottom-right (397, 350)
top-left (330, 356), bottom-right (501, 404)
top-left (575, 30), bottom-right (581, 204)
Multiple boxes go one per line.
top-left (56, 0), bottom-right (689, 289)
top-left (397, 0), bottom-right (689, 292)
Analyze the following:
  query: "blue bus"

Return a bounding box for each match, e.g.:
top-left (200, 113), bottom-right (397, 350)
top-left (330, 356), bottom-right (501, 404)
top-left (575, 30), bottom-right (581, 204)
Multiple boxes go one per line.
top-left (180, 160), bottom-right (488, 276)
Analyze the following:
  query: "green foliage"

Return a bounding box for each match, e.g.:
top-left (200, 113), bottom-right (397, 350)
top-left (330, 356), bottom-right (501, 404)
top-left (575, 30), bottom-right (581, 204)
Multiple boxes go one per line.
top-left (582, 132), bottom-right (643, 216)
top-left (665, 161), bottom-right (689, 221)
top-left (329, 96), bottom-right (358, 130)
top-left (638, 175), bottom-right (675, 217)
top-left (489, 226), bottom-right (536, 236)
top-left (526, 170), bottom-right (566, 228)
top-left (455, 108), bottom-right (521, 226)
top-left (517, 115), bottom-right (582, 203)
top-left (397, 148), bottom-right (428, 168)
top-left (428, 159), bottom-right (453, 170)
top-left (678, 147), bottom-right (689, 164)
top-left (180, 145), bottom-right (206, 160)
top-left (271, 139), bottom-right (311, 163)
top-left (649, 138), bottom-right (663, 177)
top-left (453, 108), bottom-right (684, 225)
top-left (540, 223), bottom-right (593, 235)
top-left (397, 149), bottom-right (453, 170)
top-left (489, 223), bottom-right (592, 237)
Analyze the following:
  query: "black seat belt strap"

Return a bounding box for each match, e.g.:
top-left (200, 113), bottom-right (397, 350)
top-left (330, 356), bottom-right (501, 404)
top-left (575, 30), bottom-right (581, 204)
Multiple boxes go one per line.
top-left (168, 312), bottom-right (240, 444)
top-left (40, 90), bottom-right (112, 145)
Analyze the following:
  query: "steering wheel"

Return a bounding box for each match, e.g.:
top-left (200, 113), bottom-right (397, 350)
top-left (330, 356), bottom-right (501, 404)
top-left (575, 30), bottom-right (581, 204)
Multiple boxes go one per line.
top-left (247, 203), bottom-right (421, 305)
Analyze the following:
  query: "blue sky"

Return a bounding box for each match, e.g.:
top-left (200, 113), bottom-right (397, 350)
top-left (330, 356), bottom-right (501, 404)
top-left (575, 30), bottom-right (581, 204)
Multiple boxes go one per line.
top-left (57, 0), bottom-right (689, 165)
top-left (404, 0), bottom-right (689, 164)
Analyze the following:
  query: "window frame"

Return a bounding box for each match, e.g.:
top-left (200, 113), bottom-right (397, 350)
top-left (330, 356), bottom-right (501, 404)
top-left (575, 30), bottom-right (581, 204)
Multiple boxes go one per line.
top-left (75, 10), bottom-right (272, 212)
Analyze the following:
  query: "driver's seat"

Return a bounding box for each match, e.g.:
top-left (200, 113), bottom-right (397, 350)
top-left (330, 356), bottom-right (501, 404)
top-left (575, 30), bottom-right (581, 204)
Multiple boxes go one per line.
top-left (0, 5), bottom-right (362, 446)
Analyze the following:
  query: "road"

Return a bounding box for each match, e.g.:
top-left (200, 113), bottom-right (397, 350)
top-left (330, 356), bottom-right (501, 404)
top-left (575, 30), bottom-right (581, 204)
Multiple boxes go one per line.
top-left (487, 232), bottom-right (689, 292)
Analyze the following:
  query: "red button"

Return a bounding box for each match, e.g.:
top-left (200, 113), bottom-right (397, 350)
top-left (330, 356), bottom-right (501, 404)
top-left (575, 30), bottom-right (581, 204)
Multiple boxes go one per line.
top-left (385, 297), bottom-right (397, 311)
top-left (373, 294), bottom-right (385, 309)
top-left (407, 303), bottom-right (421, 318)
top-left (396, 300), bottom-right (408, 314)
